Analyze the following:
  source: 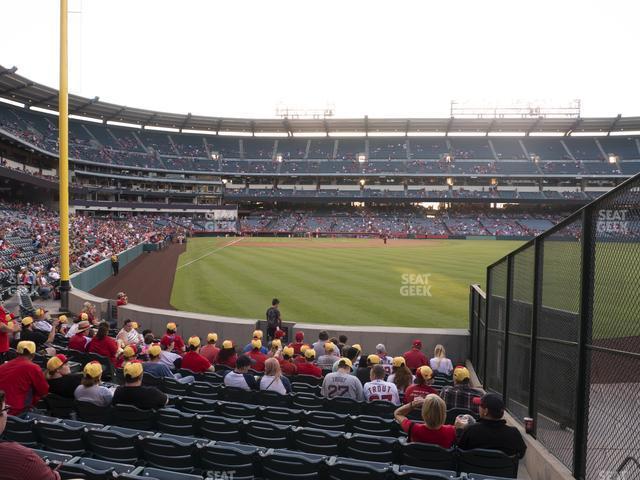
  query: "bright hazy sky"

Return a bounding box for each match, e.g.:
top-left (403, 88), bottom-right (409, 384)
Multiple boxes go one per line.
top-left (2, 0), bottom-right (638, 119)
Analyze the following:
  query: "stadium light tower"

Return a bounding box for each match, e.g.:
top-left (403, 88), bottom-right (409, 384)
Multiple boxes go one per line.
top-left (59, 0), bottom-right (71, 309)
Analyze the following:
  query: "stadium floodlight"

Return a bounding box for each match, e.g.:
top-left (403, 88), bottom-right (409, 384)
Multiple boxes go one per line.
top-left (444, 155), bottom-right (452, 163)
top-left (608, 154), bottom-right (618, 164)
top-left (359, 179), bottom-right (366, 187)
top-left (446, 177), bottom-right (454, 186)
top-left (221, 178), bottom-right (228, 184)
top-left (211, 152), bottom-right (220, 161)
top-left (276, 154), bottom-right (283, 163)
top-left (357, 153), bottom-right (367, 163)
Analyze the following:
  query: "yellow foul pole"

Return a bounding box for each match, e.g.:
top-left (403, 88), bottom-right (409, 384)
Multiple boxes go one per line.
top-left (59, 0), bottom-right (71, 308)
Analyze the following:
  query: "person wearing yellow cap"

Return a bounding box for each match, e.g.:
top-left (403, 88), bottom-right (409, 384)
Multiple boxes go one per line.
top-left (19, 315), bottom-right (58, 349)
top-left (0, 340), bottom-right (50, 415)
top-left (45, 354), bottom-right (81, 399)
top-left (404, 365), bottom-right (438, 404)
top-left (33, 307), bottom-right (51, 333)
top-left (200, 333), bottom-right (220, 364)
top-left (117, 345), bottom-right (138, 369)
top-left (355, 353), bottom-right (382, 385)
top-left (242, 330), bottom-right (268, 354)
top-left (247, 339), bottom-right (268, 372)
top-left (116, 319), bottom-right (144, 347)
top-left (321, 357), bottom-right (364, 401)
top-left (0, 308), bottom-right (19, 363)
top-left (74, 361), bottom-right (113, 407)
top-left (332, 345), bottom-right (359, 373)
top-left (182, 336), bottom-right (215, 373)
top-left (296, 348), bottom-right (322, 377)
top-left (143, 344), bottom-right (195, 384)
top-left (0, 390), bottom-right (63, 480)
top-left (278, 346), bottom-right (298, 376)
top-left (113, 360), bottom-right (168, 410)
top-left (160, 322), bottom-right (185, 354)
top-left (439, 366), bottom-right (483, 415)
top-left (217, 340), bottom-right (238, 369)
top-left (317, 342), bottom-right (340, 370)
top-left (387, 357), bottom-right (414, 394)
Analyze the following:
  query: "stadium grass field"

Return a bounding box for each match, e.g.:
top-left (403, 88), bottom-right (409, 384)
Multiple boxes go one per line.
top-left (170, 237), bottom-right (523, 328)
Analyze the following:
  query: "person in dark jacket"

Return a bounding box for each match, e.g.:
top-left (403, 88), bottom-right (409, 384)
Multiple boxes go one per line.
top-left (457, 393), bottom-right (527, 459)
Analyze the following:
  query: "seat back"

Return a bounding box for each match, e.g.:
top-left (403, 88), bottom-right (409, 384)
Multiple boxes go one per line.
top-left (243, 420), bottom-right (291, 449)
top-left (256, 389), bottom-right (292, 408)
top-left (43, 393), bottom-right (76, 418)
top-left (161, 377), bottom-right (189, 396)
top-left (156, 408), bottom-right (198, 436)
top-left (177, 396), bottom-right (218, 415)
top-left (218, 401), bottom-right (260, 420)
top-left (291, 392), bottom-right (324, 410)
top-left (200, 441), bottom-right (260, 480)
top-left (291, 426), bottom-right (343, 456)
top-left (143, 372), bottom-right (163, 387)
top-left (223, 386), bottom-right (256, 404)
top-left (259, 448), bottom-right (326, 480)
top-left (325, 396), bottom-right (364, 415)
top-left (4, 416), bottom-right (39, 446)
top-left (396, 464), bottom-right (458, 480)
top-left (303, 410), bottom-right (348, 431)
top-left (75, 401), bottom-right (113, 425)
top-left (198, 414), bottom-right (244, 442)
top-left (203, 371), bottom-right (225, 384)
top-left (259, 405), bottom-right (302, 426)
top-left (34, 421), bottom-right (87, 456)
top-left (458, 448), bottom-right (519, 478)
top-left (187, 381), bottom-right (221, 400)
top-left (292, 374), bottom-right (322, 386)
top-left (343, 433), bottom-right (399, 463)
top-left (327, 457), bottom-right (391, 480)
top-left (139, 436), bottom-right (197, 473)
top-left (400, 441), bottom-right (457, 471)
top-left (112, 404), bottom-right (156, 430)
top-left (363, 400), bottom-right (397, 419)
top-left (58, 457), bottom-right (137, 480)
top-left (445, 408), bottom-right (478, 425)
top-left (132, 467), bottom-right (203, 480)
top-left (347, 414), bottom-right (399, 437)
top-left (85, 428), bottom-right (141, 464)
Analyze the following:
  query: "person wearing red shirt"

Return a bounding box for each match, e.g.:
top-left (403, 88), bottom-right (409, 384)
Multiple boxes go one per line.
top-left (216, 340), bottom-right (237, 369)
top-left (0, 309), bottom-right (18, 363)
top-left (182, 336), bottom-right (214, 373)
top-left (68, 321), bottom-right (91, 352)
top-left (0, 341), bottom-right (50, 415)
top-left (403, 339), bottom-right (428, 371)
top-left (394, 394), bottom-right (456, 449)
top-left (295, 348), bottom-right (323, 377)
top-left (200, 333), bottom-right (220, 364)
top-left (0, 390), bottom-right (61, 479)
top-left (287, 331), bottom-right (307, 356)
top-left (278, 347), bottom-right (298, 376)
top-left (160, 322), bottom-right (185, 355)
top-left (246, 339), bottom-right (268, 372)
top-left (87, 322), bottom-right (119, 365)
top-left (404, 366), bottom-right (439, 404)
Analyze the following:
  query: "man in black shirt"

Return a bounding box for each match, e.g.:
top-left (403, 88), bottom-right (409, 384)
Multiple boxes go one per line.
top-left (19, 316), bottom-right (57, 350)
top-left (112, 360), bottom-right (167, 410)
top-left (266, 298), bottom-right (282, 341)
top-left (458, 393), bottom-right (527, 459)
top-left (45, 354), bottom-right (81, 398)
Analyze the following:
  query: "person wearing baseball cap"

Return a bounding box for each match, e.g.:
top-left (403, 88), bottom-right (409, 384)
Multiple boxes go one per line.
top-left (217, 340), bottom-right (238, 369)
top-left (32, 308), bottom-right (51, 333)
top-left (321, 358), bottom-right (364, 401)
top-left (113, 360), bottom-right (168, 410)
top-left (0, 307), bottom-right (20, 363)
top-left (332, 346), bottom-right (358, 373)
top-left (20, 314), bottom-right (59, 350)
top-left (182, 336), bottom-right (215, 373)
top-left (0, 341), bottom-right (49, 415)
top-left (160, 322), bottom-right (185, 355)
top-left (356, 354), bottom-right (381, 385)
top-left (64, 312), bottom-right (88, 339)
top-left (458, 393), bottom-right (527, 459)
top-left (243, 330), bottom-right (268, 354)
top-left (387, 357), bottom-right (415, 394)
top-left (222, 355), bottom-right (259, 391)
top-left (68, 320), bottom-right (92, 352)
top-left (278, 346), bottom-right (298, 376)
top-left (247, 339), bottom-right (268, 372)
top-left (404, 366), bottom-right (439, 404)
top-left (116, 345), bottom-right (138, 369)
top-left (317, 342), bottom-right (340, 370)
top-left (74, 361), bottom-right (113, 407)
top-left (200, 333), bottom-right (220, 364)
top-left (296, 348), bottom-right (322, 377)
top-left (45, 354), bottom-right (81, 399)
top-left (116, 319), bottom-right (144, 348)
top-left (0, 390), bottom-right (62, 480)
top-left (439, 366), bottom-right (483, 414)
top-left (403, 339), bottom-right (428, 372)
top-left (287, 331), bottom-right (306, 355)
top-left (143, 344), bottom-right (194, 384)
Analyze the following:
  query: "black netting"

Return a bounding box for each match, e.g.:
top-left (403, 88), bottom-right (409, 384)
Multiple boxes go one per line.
top-left (476, 295), bottom-right (486, 384)
top-left (506, 245), bottom-right (534, 423)
top-left (585, 179), bottom-right (640, 478)
top-left (535, 218), bottom-right (583, 472)
top-left (486, 260), bottom-right (508, 393)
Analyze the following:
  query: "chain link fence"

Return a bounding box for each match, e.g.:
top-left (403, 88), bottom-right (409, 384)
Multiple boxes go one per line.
top-left (469, 173), bottom-right (640, 480)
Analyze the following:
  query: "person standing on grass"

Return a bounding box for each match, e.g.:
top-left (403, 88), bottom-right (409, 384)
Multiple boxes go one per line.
top-left (266, 298), bottom-right (282, 341)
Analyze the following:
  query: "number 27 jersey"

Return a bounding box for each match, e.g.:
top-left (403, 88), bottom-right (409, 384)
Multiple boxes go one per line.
top-left (363, 379), bottom-right (400, 405)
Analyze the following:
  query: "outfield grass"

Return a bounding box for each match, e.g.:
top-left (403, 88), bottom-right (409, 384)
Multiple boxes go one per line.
top-left (170, 237), bottom-right (523, 328)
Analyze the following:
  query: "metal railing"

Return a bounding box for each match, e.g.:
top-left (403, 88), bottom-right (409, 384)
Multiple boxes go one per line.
top-left (469, 172), bottom-right (640, 479)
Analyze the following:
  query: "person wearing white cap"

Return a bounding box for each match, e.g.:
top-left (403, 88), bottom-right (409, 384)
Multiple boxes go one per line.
top-left (375, 343), bottom-right (393, 375)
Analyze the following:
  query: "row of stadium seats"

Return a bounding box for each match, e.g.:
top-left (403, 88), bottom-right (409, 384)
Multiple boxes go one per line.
top-left (7, 412), bottom-right (518, 478)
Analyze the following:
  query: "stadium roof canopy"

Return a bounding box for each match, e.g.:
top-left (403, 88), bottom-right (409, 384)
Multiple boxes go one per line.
top-left (2, 65), bottom-right (640, 136)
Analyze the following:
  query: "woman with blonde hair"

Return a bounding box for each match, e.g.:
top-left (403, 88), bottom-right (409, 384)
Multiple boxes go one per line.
top-left (429, 344), bottom-right (453, 376)
top-left (387, 357), bottom-right (414, 393)
top-left (394, 393), bottom-right (456, 448)
top-left (259, 357), bottom-right (292, 395)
